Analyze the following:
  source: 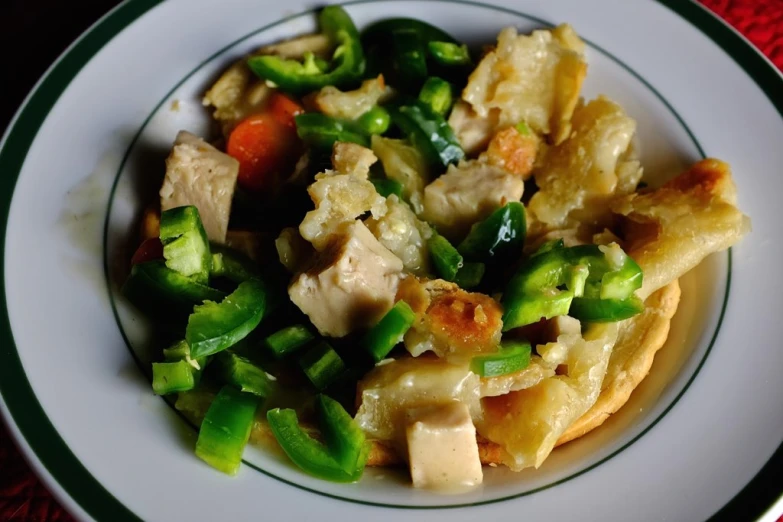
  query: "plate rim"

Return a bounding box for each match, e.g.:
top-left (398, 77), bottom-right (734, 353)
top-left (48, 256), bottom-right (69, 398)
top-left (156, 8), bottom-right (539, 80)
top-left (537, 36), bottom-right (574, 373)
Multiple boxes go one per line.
top-left (0, 0), bottom-right (779, 520)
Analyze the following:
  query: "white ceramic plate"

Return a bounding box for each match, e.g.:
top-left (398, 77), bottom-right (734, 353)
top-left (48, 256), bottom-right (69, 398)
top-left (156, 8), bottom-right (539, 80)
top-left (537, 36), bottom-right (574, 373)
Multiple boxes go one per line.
top-left (1, 0), bottom-right (781, 520)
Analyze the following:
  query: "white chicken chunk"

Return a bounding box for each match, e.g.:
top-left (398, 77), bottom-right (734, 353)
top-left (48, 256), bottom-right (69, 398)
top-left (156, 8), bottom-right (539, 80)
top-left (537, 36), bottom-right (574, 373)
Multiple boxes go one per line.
top-left (422, 160), bottom-right (524, 239)
top-left (406, 402), bottom-right (483, 490)
top-left (288, 221), bottom-right (403, 337)
top-left (159, 131), bottom-right (239, 243)
top-left (462, 24), bottom-right (587, 144)
top-left (299, 144), bottom-right (387, 250)
top-left (366, 195), bottom-right (431, 275)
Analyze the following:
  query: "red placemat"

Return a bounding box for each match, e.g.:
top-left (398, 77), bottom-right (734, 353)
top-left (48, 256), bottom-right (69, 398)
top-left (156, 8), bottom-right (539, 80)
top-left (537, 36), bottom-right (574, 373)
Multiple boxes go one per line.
top-left (1, 1), bottom-right (782, 520)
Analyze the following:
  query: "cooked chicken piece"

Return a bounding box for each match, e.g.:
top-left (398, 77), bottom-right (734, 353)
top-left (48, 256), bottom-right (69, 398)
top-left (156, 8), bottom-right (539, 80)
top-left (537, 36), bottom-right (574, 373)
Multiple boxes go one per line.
top-left (371, 136), bottom-right (430, 214)
top-left (480, 126), bottom-right (539, 179)
top-left (398, 277), bottom-right (503, 360)
top-left (159, 131), bottom-right (239, 243)
top-left (528, 96), bottom-right (642, 232)
top-left (355, 356), bottom-right (481, 446)
top-left (299, 144), bottom-right (386, 250)
top-left (312, 75), bottom-right (392, 120)
top-left (462, 24), bottom-right (587, 144)
top-left (275, 227), bottom-right (314, 273)
top-left (422, 160), bottom-right (524, 239)
top-left (612, 158), bottom-right (751, 299)
top-left (447, 101), bottom-right (500, 157)
top-left (406, 403), bottom-right (483, 489)
top-left (202, 62), bottom-right (272, 137)
top-left (366, 195), bottom-right (431, 275)
top-left (288, 221), bottom-right (403, 337)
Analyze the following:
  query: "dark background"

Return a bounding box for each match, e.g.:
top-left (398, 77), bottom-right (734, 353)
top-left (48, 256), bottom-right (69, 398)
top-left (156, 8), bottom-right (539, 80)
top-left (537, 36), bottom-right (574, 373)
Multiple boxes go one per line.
top-left (1, 0), bottom-right (124, 133)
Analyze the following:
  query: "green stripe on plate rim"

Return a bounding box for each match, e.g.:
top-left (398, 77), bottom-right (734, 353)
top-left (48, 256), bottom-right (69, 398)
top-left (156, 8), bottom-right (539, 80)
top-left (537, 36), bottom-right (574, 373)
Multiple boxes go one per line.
top-left (0, 0), bottom-right (768, 520)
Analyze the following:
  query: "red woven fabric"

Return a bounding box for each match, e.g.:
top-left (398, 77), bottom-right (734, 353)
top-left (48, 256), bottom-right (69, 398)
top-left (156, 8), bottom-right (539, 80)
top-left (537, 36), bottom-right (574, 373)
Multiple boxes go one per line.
top-left (1, 1), bottom-right (781, 520)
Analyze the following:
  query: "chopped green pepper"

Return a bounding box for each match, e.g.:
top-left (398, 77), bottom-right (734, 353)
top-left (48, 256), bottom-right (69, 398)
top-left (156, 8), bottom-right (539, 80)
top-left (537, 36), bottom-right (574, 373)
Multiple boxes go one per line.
top-left (418, 76), bottom-right (453, 115)
top-left (362, 18), bottom-right (457, 47)
top-left (502, 243), bottom-right (644, 330)
top-left (428, 41), bottom-right (472, 66)
top-left (186, 279), bottom-right (268, 359)
top-left (210, 244), bottom-right (259, 283)
top-left (453, 262), bottom-right (485, 289)
top-left (152, 360), bottom-right (196, 395)
top-left (298, 341), bottom-right (346, 390)
top-left (569, 296), bottom-right (645, 323)
top-left (391, 102), bottom-right (464, 167)
top-left (195, 386), bottom-right (259, 475)
top-left (247, 6), bottom-right (365, 94)
top-left (471, 340), bottom-right (532, 377)
top-left (159, 206), bottom-right (212, 285)
top-left (315, 394), bottom-right (368, 473)
top-left (515, 121), bottom-right (532, 136)
top-left (391, 29), bottom-right (428, 88)
top-left (356, 106), bottom-right (391, 135)
top-left (266, 408), bottom-right (365, 482)
top-left (458, 202), bottom-right (527, 262)
top-left (428, 231), bottom-right (464, 281)
top-left (216, 352), bottom-right (276, 397)
top-left (363, 301), bottom-right (416, 362)
top-left (295, 113), bottom-right (369, 149)
top-left (264, 325), bottom-right (315, 359)
top-left (370, 178), bottom-right (404, 199)
top-left (122, 260), bottom-right (225, 321)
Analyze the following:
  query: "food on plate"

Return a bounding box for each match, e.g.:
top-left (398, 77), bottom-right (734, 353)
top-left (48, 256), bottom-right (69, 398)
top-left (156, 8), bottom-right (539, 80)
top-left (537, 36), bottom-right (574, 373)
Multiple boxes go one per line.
top-left (122, 7), bottom-right (751, 489)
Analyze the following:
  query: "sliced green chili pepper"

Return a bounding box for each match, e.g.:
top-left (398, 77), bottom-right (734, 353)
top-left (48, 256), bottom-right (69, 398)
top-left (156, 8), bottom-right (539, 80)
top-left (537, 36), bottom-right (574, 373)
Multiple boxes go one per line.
top-left (159, 206), bottom-right (212, 284)
top-left (418, 76), bottom-right (453, 115)
top-left (195, 386), bottom-right (259, 476)
top-left (162, 340), bottom-right (191, 362)
top-left (428, 41), bottom-right (472, 66)
top-left (391, 102), bottom-right (464, 167)
top-left (458, 202), bottom-right (527, 262)
top-left (428, 231), bottom-right (464, 281)
top-left (471, 339), bottom-right (532, 377)
top-left (600, 254), bottom-right (643, 300)
top-left (152, 360), bottom-right (196, 395)
top-left (569, 296), bottom-right (645, 323)
top-left (391, 29), bottom-right (428, 89)
top-left (502, 243), bottom-right (644, 330)
top-left (370, 178), bottom-right (404, 199)
top-left (362, 18), bottom-right (457, 47)
top-left (298, 341), bottom-right (346, 390)
top-left (123, 261), bottom-right (226, 321)
top-left (216, 352), bottom-right (276, 398)
top-left (453, 262), bottom-right (485, 289)
top-left (356, 106), bottom-right (391, 135)
top-left (363, 301), bottom-right (416, 362)
top-left (266, 408), bottom-right (365, 482)
top-left (264, 325), bottom-right (315, 359)
top-left (315, 394), bottom-right (368, 473)
top-left (210, 244), bottom-right (259, 283)
top-left (247, 6), bottom-right (365, 94)
top-left (295, 113), bottom-right (369, 149)
top-left (186, 279), bottom-right (268, 359)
